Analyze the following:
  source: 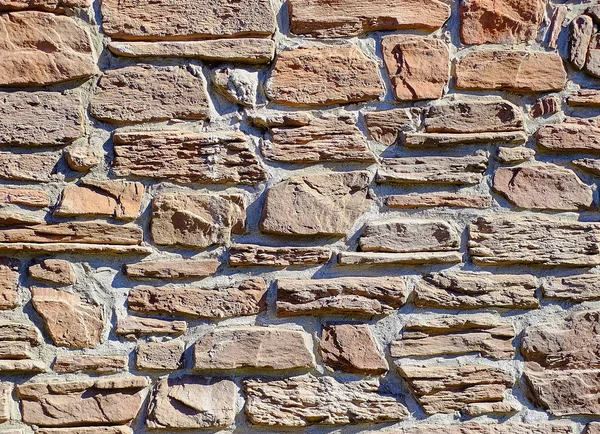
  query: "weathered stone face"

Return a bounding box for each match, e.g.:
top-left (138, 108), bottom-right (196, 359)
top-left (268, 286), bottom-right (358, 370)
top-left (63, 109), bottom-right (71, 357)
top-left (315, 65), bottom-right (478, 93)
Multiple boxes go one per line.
top-left (125, 259), bottom-right (220, 279)
top-left (229, 244), bottom-right (331, 267)
top-left (0, 258), bottom-right (19, 310)
top-left (135, 341), bottom-right (184, 371)
top-left (29, 259), bottom-right (76, 286)
top-left (0, 0), bottom-right (90, 11)
top-left (53, 355), bottom-right (127, 374)
top-left (364, 109), bottom-right (413, 145)
top-left (543, 275), bottom-right (600, 301)
top-left (537, 123), bottom-right (600, 152)
top-left (115, 317), bottom-right (187, 339)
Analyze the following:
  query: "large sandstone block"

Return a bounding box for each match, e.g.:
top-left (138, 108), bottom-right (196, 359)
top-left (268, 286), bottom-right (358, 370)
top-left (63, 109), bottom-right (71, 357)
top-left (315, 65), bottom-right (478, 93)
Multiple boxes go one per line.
top-left (0, 12), bottom-right (96, 86)
top-left (260, 171), bottom-right (371, 236)
top-left (229, 244), bottom-right (331, 267)
top-left (266, 46), bottom-right (384, 107)
top-left (288, 0), bottom-right (450, 37)
top-left (113, 130), bottom-right (266, 185)
top-left (244, 374), bottom-right (408, 427)
top-left (101, 0), bottom-right (275, 40)
top-left (543, 275), bottom-right (600, 301)
top-left (0, 258), bottom-right (19, 310)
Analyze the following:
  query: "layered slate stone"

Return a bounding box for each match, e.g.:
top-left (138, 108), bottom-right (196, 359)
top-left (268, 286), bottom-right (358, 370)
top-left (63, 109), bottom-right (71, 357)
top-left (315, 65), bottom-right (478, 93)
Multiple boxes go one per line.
top-left (244, 374), bottom-right (408, 427)
top-left (570, 15), bottom-right (594, 70)
top-left (493, 164), bottom-right (594, 211)
top-left (568, 90), bottom-right (600, 107)
top-left (394, 423), bottom-right (574, 434)
top-left (364, 109), bottom-right (413, 145)
top-left (147, 377), bottom-right (237, 429)
top-left (338, 251), bottom-right (463, 266)
top-left (320, 324), bottom-right (388, 375)
top-left (469, 215), bottom-right (600, 266)
top-left (53, 355), bottom-right (127, 374)
top-left (585, 35), bottom-right (600, 78)
top-left (386, 193), bottom-right (492, 209)
top-left (115, 317), bottom-right (186, 339)
top-left (496, 146), bottom-right (536, 163)
top-left (31, 287), bottom-right (104, 349)
top-left (193, 327), bottom-right (315, 371)
top-left (403, 131), bottom-right (527, 147)
top-left (537, 123), bottom-right (600, 153)
top-left (0, 341), bottom-right (30, 359)
top-left (0, 188), bottom-right (49, 207)
top-left (151, 193), bottom-right (245, 249)
top-left (90, 65), bottom-right (209, 124)
top-left (377, 154), bottom-right (488, 185)
top-left (212, 67), bottom-right (257, 107)
top-left (543, 275), bottom-right (600, 301)
top-left (398, 365), bottom-right (514, 415)
top-left (0, 92), bottom-right (83, 147)
top-left (101, 0), bottom-right (275, 40)
top-left (0, 11), bottom-right (96, 86)
top-left (65, 146), bottom-right (99, 172)
top-left (266, 46), bottom-right (384, 107)
top-left (0, 152), bottom-right (60, 182)
top-left (0, 0), bottom-right (90, 11)
top-left (29, 259), bottom-right (76, 286)
top-left (0, 321), bottom-right (40, 343)
top-left (391, 314), bottom-right (515, 360)
top-left (229, 244), bottom-right (331, 267)
top-left (128, 278), bottom-right (266, 319)
top-left (125, 260), bottom-right (220, 280)
top-left (113, 130), bottom-right (266, 185)
top-left (382, 36), bottom-right (450, 102)
top-left (0, 258), bottom-right (19, 310)
top-left (460, 0), bottom-right (546, 45)
top-left (276, 277), bottom-right (408, 318)
top-left (136, 341), bottom-right (184, 371)
top-left (455, 50), bottom-right (567, 92)
top-left (414, 272), bottom-right (539, 309)
top-left (260, 171), bottom-right (371, 236)
top-left (54, 181), bottom-right (144, 221)
top-left (358, 219), bottom-right (460, 253)
top-left (288, 0), bottom-right (450, 38)
top-left (17, 377), bottom-right (149, 427)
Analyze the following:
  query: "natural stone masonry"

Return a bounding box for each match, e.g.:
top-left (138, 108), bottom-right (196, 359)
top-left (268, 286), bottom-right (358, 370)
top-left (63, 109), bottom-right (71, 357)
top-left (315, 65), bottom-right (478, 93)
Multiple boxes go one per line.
top-left (229, 244), bottom-right (331, 267)
top-left (395, 424), bottom-right (574, 434)
top-left (537, 122), bottom-right (600, 153)
top-left (364, 108), bottom-right (413, 145)
top-left (125, 259), bottom-right (220, 280)
top-left (0, 258), bottom-right (19, 310)
top-left (543, 275), bottom-right (600, 301)
top-left (0, 0), bottom-right (90, 11)
top-left (115, 317), bottom-right (186, 339)
top-left (403, 131), bottom-right (527, 147)
top-left (0, 152), bottom-right (60, 182)
top-left (29, 259), bottom-right (76, 286)
top-left (53, 355), bottom-right (127, 374)
top-left (135, 341), bottom-right (184, 371)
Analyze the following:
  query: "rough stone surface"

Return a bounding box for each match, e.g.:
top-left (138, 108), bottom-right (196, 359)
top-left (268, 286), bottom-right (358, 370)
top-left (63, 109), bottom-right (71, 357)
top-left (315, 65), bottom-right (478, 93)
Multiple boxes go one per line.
top-left (115, 317), bottom-right (186, 339)
top-left (537, 123), bottom-right (600, 153)
top-left (244, 374), bottom-right (408, 427)
top-left (194, 327), bottom-right (315, 371)
top-left (585, 35), bottom-right (600, 78)
top-left (28, 259), bottom-right (76, 286)
top-left (543, 275), bottom-right (600, 301)
top-left (587, 423), bottom-right (600, 434)
top-left (229, 244), bottom-right (331, 267)
top-left (531, 96), bottom-right (559, 119)
top-left (37, 429), bottom-right (132, 434)
top-left (496, 146), bottom-right (536, 163)
top-left (395, 424), bottom-right (573, 434)
top-left (267, 46), bottom-right (384, 107)
top-left (338, 251), bottom-right (463, 266)
top-left (570, 15), bottom-right (594, 70)
top-left (0, 382), bottom-right (10, 422)
top-left (404, 131), bottom-right (527, 147)
top-left (0, 188), bottom-right (49, 208)
top-left (212, 67), bottom-right (257, 107)
top-left (548, 5), bottom-right (567, 49)
top-left (364, 109), bottom-right (413, 145)
top-left (0, 0), bottom-right (90, 11)
top-left (125, 259), bottom-right (220, 279)
top-left (382, 36), bottom-right (450, 102)
top-left (0, 258), bottom-right (19, 310)
top-left (568, 90), bottom-right (600, 107)
top-left (65, 146), bottom-right (99, 172)
top-left (0, 321), bottom-right (40, 343)
top-left (136, 341), bottom-right (184, 371)
top-left (386, 194), bottom-right (492, 209)
top-left (53, 355), bottom-right (127, 373)
top-left (0, 152), bottom-right (60, 182)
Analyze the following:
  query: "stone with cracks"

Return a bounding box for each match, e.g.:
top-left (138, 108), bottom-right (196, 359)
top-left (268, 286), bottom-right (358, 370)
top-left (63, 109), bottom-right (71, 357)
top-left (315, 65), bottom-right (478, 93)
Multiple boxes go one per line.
top-left (229, 244), bottom-right (331, 267)
top-left (403, 131), bottom-right (527, 147)
top-left (364, 109), bottom-right (413, 145)
top-left (543, 274), bottom-right (600, 301)
top-left (568, 90), bottom-right (600, 107)
top-left (0, 321), bottom-right (40, 343)
top-left (338, 251), bottom-right (463, 266)
top-left (0, 258), bottom-right (19, 310)
top-left (0, 188), bottom-right (49, 208)
top-left (65, 146), bottom-right (99, 172)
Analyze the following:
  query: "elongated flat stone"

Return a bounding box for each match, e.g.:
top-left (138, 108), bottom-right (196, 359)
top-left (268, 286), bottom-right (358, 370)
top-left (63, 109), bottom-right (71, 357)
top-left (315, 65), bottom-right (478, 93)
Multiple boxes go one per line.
top-left (0, 152), bottom-right (60, 182)
top-left (229, 244), bottom-right (331, 267)
top-left (37, 428), bottom-right (132, 434)
top-left (338, 251), bottom-right (463, 266)
top-left (543, 274), bottom-right (600, 301)
top-left (29, 259), bottom-right (76, 286)
top-left (125, 260), bottom-right (220, 279)
top-left (0, 321), bottom-right (40, 343)
top-left (548, 5), bottom-right (568, 49)
top-left (585, 35), bottom-right (600, 78)
top-left (394, 424), bottom-right (573, 434)
top-left (573, 159), bottom-right (600, 175)
top-left (0, 188), bottom-right (49, 207)
top-left (0, 243), bottom-right (151, 255)
top-left (567, 90), bottom-right (600, 107)
top-left (0, 382), bottom-right (9, 422)
top-left (404, 131), bottom-right (527, 147)
top-left (496, 146), bottom-right (536, 163)
top-left (386, 194), bottom-right (492, 209)
top-left (136, 341), bottom-right (184, 371)
top-left (570, 15), bottom-right (594, 69)
top-left (53, 355), bottom-right (127, 373)
top-left (0, 341), bottom-right (30, 359)
top-left (0, 359), bottom-right (45, 372)
top-left (0, 0), bottom-right (90, 11)
top-left (115, 317), bottom-right (186, 339)
top-left (537, 123), bottom-right (600, 152)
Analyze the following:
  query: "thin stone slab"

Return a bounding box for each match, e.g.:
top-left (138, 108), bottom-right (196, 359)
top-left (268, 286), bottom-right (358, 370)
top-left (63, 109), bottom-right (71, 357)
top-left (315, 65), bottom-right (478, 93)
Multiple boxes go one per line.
top-left (537, 123), bottom-right (600, 153)
top-left (386, 194), bottom-right (492, 209)
top-left (125, 260), bottom-right (220, 279)
top-left (229, 244), bottom-right (331, 267)
top-left (115, 317), bottom-right (186, 339)
top-left (338, 251), bottom-right (462, 266)
top-left (404, 131), bottom-right (527, 147)
top-left (543, 274), bottom-right (600, 301)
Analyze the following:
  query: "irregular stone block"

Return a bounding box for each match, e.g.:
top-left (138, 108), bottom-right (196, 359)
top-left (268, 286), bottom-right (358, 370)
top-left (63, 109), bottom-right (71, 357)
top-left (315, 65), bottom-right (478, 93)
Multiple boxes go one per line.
top-left (260, 171), bottom-right (371, 236)
top-left (53, 355), bottom-right (127, 374)
top-left (404, 131), bottom-right (527, 147)
top-left (212, 67), bottom-right (257, 107)
top-left (455, 50), bottom-right (567, 92)
top-left (151, 193), bottom-right (245, 249)
top-left (113, 130), bottom-right (266, 185)
top-left (571, 15), bottom-right (594, 69)
top-left (101, 0), bottom-right (275, 40)
top-left (548, 5), bottom-right (568, 49)
top-left (531, 96), bottom-right (559, 118)
top-left (0, 359), bottom-right (45, 372)
top-left (0, 188), bottom-right (49, 208)
top-left (229, 244), bottom-right (331, 267)
top-left (65, 146), bottom-right (99, 172)
top-left (320, 324), bottom-right (388, 375)
top-left (194, 327), bottom-right (315, 371)
top-left (128, 278), bottom-right (266, 319)
top-left (391, 314), bottom-right (515, 360)
top-left (266, 46), bottom-right (384, 107)
top-left (496, 146), bottom-right (535, 163)
top-left (338, 251), bottom-right (463, 266)
top-left (469, 215), bottom-right (600, 266)
top-left (0, 12), bottom-right (96, 86)
top-left (31, 287), bottom-right (104, 349)
top-left (125, 260), bottom-right (220, 280)
top-left (0, 0), bottom-right (89, 11)
top-left (364, 109), bottom-right (413, 145)
top-left (567, 90), bottom-right (600, 107)
top-left (394, 423), bottom-right (573, 434)
top-left (0, 321), bottom-right (40, 343)
top-left (136, 341), bottom-right (184, 371)
top-left (115, 317), bottom-right (186, 339)
top-left (288, 0), bottom-right (450, 37)
top-left (358, 219), bottom-right (460, 253)
top-left (0, 258), bottom-right (19, 310)
top-left (414, 272), bottom-right (538, 309)
top-left (382, 35), bottom-right (449, 101)
top-left (244, 374), bottom-right (408, 427)
top-left (147, 377), bottom-right (236, 429)
top-left (276, 277), bottom-right (408, 318)
top-left (537, 123), bottom-right (600, 152)
top-left (493, 164), bottom-right (593, 211)
top-left (377, 154), bottom-right (488, 185)
top-left (28, 259), bottom-right (76, 286)
top-left (543, 274), bottom-right (600, 301)
top-left (0, 243), bottom-right (151, 255)
top-left (90, 65), bottom-right (208, 124)
top-left (398, 365), bottom-right (514, 415)
top-left (0, 152), bottom-right (60, 182)
top-left (587, 423), bottom-right (600, 434)
top-left (386, 194), bottom-right (492, 209)
top-left (585, 35), bottom-right (600, 78)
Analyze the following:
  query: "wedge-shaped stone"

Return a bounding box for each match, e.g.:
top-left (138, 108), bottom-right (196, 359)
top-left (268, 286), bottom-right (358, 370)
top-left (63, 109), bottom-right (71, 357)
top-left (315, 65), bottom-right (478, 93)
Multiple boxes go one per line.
top-left (382, 36), bottom-right (449, 102)
top-left (113, 130), bottom-right (266, 185)
top-left (288, 0), bottom-right (450, 37)
top-left (17, 377), bottom-right (149, 427)
top-left (493, 164), bottom-right (594, 211)
top-left (90, 65), bottom-right (208, 124)
top-left (29, 259), bottom-right (76, 286)
top-left (391, 314), bottom-right (515, 360)
top-left (469, 215), bottom-right (600, 266)
top-left (0, 0), bottom-right (90, 11)
top-left (537, 123), bottom-right (600, 152)
top-left (244, 374), bottom-right (408, 427)
top-left (101, 0), bottom-right (275, 40)
top-left (53, 355), bottom-right (127, 373)
top-left (338, 251), bottom-right (463, 266)
top-left (364, 109), bottom-right (413, 145)
top-left (229, 244), bottom-right (331, 267)
top-left (522, 310), bottom-right (600, 369)
top-left (460, 0), bottom-right (546, 45)
top-left (524, 363), bottom-right (600, 416)
top-left (125, 259), bottom-right (219, 279)
top-left (0, 321), bottom-right (39, 343)
top-left (394, 423), bottom-right (574, 434)
top-left (0, 12), bottom-right (96, 86)
top-left (31, 287), bottom-right (104, 349)
top-left (398, 365), bottom-right (514, 415)
top-left (54, 181), bottom-right (144, 221)
top-left (359, 219), bottom-right (460, 253)
top-left (568, 90), bottom-right (600, 107)
top-left (455, 51), bottom-right (567, 92)
top-left (151, 193), bottom-right (245, 249)
top-left (377, 154), bottom-right (488, 185)
top-left (260, 171), bottom-right (371, 236)
top-left (0, 152), bottom-right (60, 182)
top-left (276, 277), bottom-right (407, 318)
top-left (543, 274), bottom-right (600, 301)
top-left (115, 317), bottom-right (186, 339)
top-left (267, 46), bottom-right (384, 107)
top-left (320, 324), bottom-right (388, 375)
top-left (0, 188), bottom-right (49, 207)
top-left (136, 341), bottom-right (184, 371)
top-left (414, 272), bottom-right (538, 309)
top-left (386, 194), bottom-right (492, 209)
top-left (147, 377), bottom-right (236, 429)
top-left (404, 131), bottom-right (527, 147)
top-left (424, 99), bottom-right (523, 133)
top-left (128, 278), bottom-right (266, 319)
top-left (194, 327), bottom-right (315, 371)
top-left (0, 92), bottom-right (83, 146)
top-left (0, 258), bottom-right (19, 310)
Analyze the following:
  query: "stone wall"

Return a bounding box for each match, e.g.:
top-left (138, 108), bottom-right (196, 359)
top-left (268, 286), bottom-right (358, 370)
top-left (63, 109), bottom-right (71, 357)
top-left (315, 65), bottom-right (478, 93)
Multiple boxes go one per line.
top-left (0, 0), bottom-right (599, 433)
